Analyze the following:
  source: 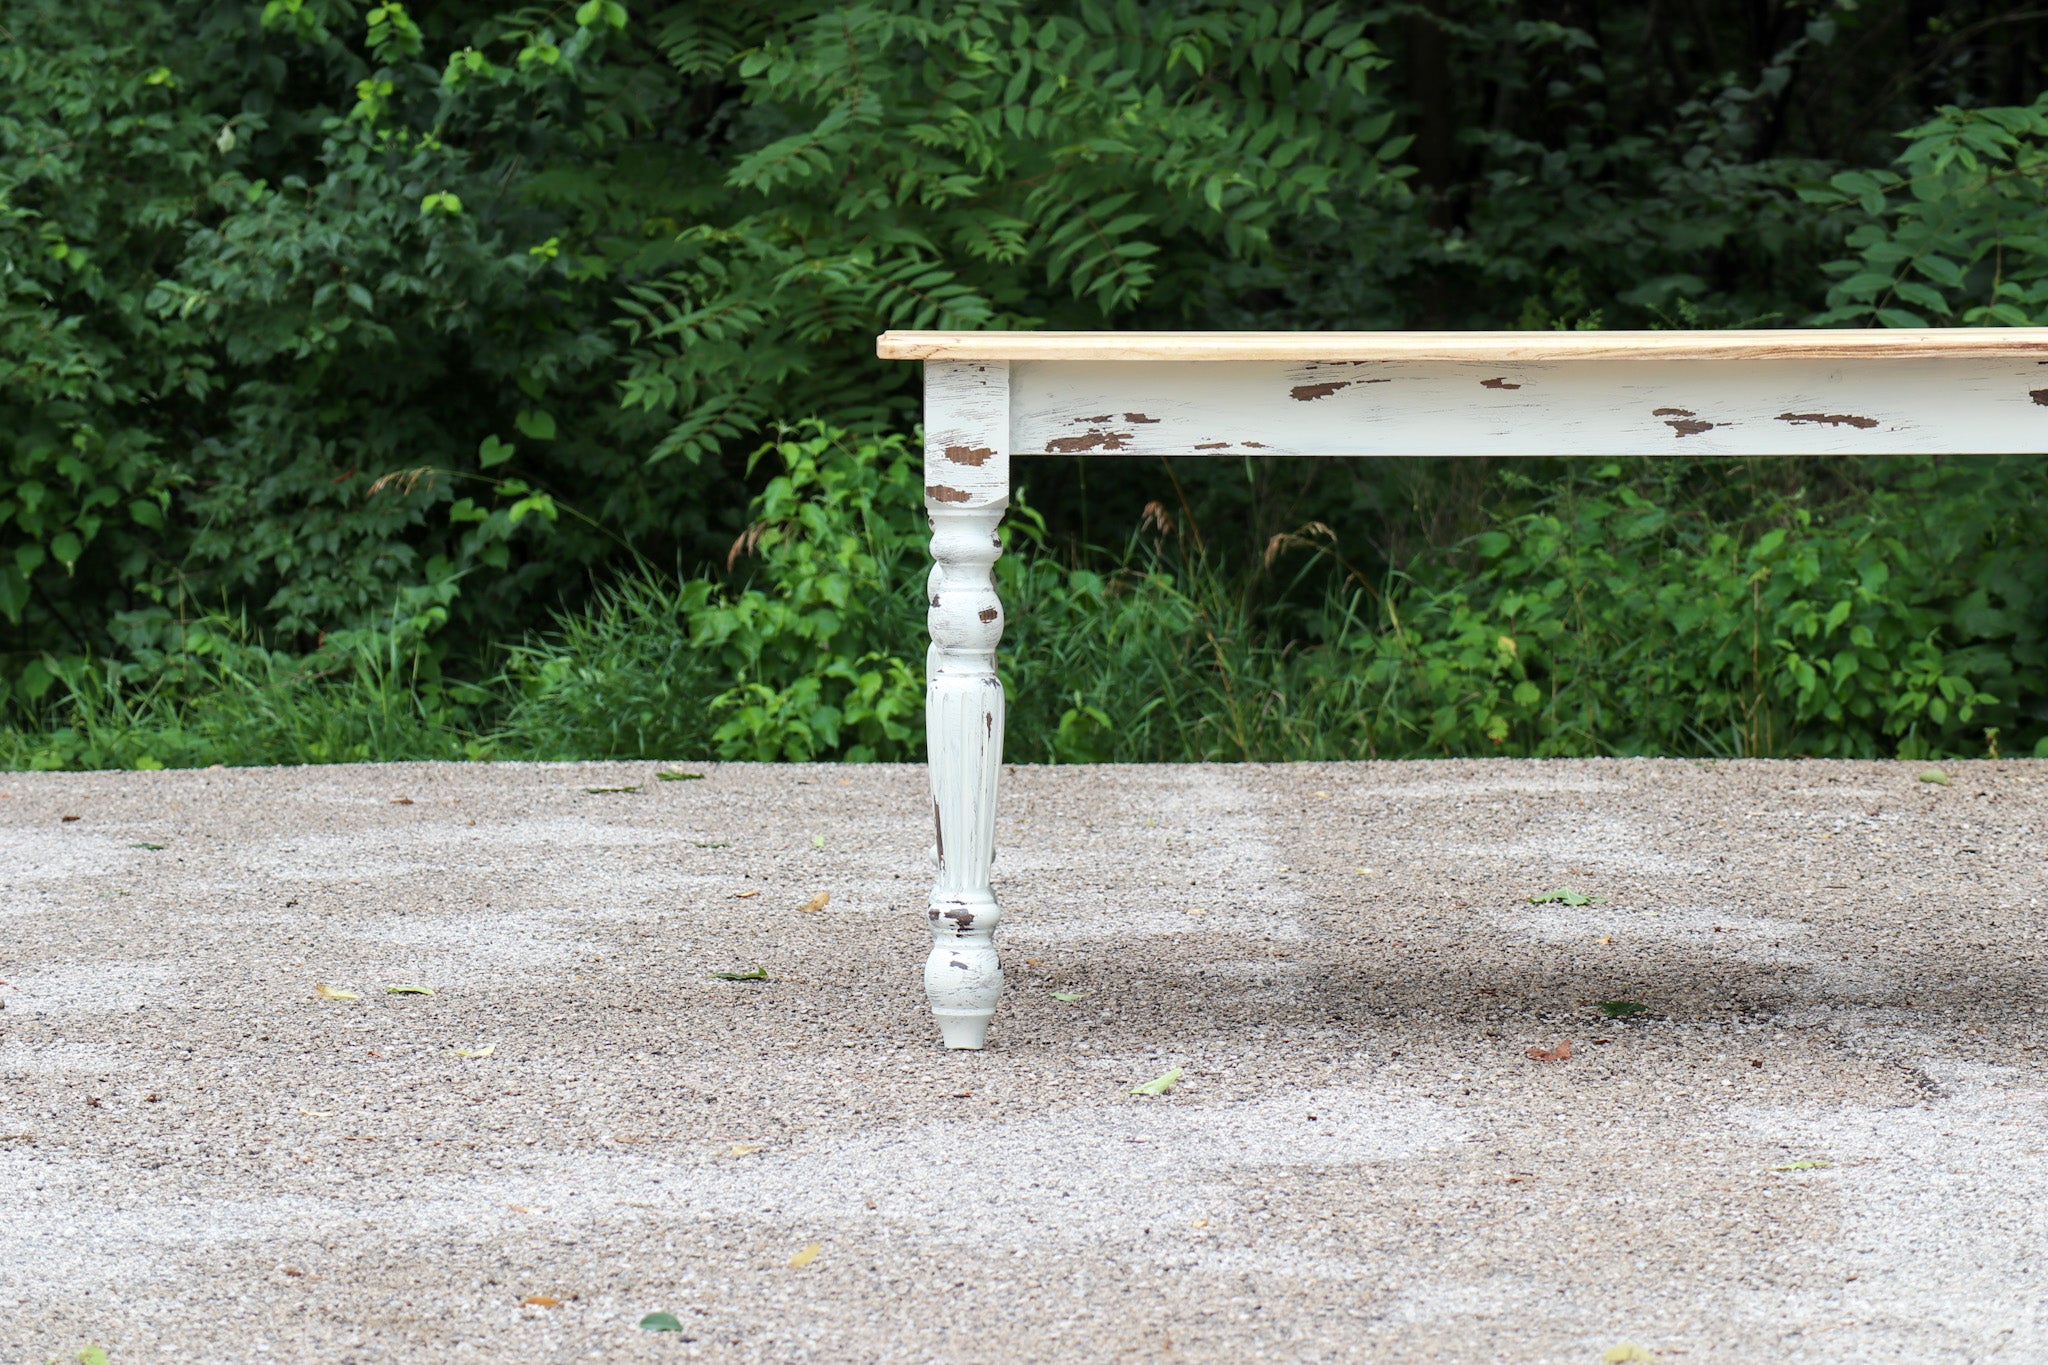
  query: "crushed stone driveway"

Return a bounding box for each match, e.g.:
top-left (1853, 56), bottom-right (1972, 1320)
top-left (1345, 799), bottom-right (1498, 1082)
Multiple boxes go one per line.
top-left (2, 758), bottom-right (2045, 1364)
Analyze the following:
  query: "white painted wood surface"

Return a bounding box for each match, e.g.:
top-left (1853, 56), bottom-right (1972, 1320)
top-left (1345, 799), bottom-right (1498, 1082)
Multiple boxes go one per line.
top-left (921, 362), bottom-right (1009, 1049)
top-left (889, 330), bottom-right (2048, 1048)
top-left (1009, 358), bottom-right (2048, 457)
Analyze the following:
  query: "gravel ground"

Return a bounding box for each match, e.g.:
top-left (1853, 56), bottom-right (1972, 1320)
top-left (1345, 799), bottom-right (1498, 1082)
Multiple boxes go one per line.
top-left (1, 757), bottom-right (2044, 1364)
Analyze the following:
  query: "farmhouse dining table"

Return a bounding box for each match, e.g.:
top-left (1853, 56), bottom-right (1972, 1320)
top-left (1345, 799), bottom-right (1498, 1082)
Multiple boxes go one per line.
top-left (876, 327), bottom-right (2048, 1048)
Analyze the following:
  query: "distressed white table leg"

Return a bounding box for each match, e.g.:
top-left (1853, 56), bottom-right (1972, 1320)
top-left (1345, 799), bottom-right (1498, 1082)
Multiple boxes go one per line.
top-left (923, 360), bottom-right (1009, 1049)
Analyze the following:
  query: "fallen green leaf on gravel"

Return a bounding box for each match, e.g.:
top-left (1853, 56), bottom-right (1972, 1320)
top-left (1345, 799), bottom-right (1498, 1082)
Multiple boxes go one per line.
top-left (1596, 1000), bottom-right (1648, 1018)
top-left (1050, 991), bottom-right (1088, 1002)
top-left (657, 770), bottom-right (705, 781)
top-left (694, 841), bottom-right (730, 848)
top-left (78, 1348), bottom-right (110, 1365)
top-left (788, 1242), bottom-right (822, 1268)
top-left (313, 983), bottom-right (360, 1001)
top-left (639, 1311), bottom-right (684, 1331)
top-left (386, 984), bottom-right (435, 996)
top-left (812, 833), bottom-right (825, 849)
top-left (449, 1045), bottom-right (495, 1059)
top-left (1602, 1346), bottom-right (1653, 1364)
top-left (1130, 1067), bottom-right (1184, 1096)
top-left (710, 966), bottom-right (771, 981)
top-left (585, 784), bottom-right (641, 794)
top-left (1772, 1159), bottom-right (1831, 1170)
top-left (1528, 887), bottom-right (1601, 905)
top-left (1918, 769), bottom-right (1950, 786)
top-left (128, 843), bottom-right (165, 851)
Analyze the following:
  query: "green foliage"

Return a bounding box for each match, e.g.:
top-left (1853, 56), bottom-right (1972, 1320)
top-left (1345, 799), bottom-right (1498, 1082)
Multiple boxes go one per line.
top-left (18, 427), bottom-right (2038, 768)
top-left (1808, 98), bottom-right (2048, 325)
top-left (0, 608), bottom-right (486, 771)
top-left (1351, 459), bottom-right (2048, 759)
top-left (615, 1), bottom-right (1405, 462)
top-left (0, 0), bottom-right (1405, 711)
top-left (501, 424), bottom-right (928, 762)
top-left (10, 1), bottom-right (2048, 768)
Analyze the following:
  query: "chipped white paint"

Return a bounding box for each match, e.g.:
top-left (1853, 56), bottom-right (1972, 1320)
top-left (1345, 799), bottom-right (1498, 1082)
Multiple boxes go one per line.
top-left (888, 330), bottom-right (2048, 1047)
top-left (1009, 357), bottom-right (2048, 458)
top-left (922, 361), bottom-right (1009, 1048)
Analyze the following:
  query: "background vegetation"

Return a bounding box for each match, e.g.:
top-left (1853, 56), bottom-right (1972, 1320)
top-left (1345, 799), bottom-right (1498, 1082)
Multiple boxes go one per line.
top-left (6, 0), bottom-right (2048, 768)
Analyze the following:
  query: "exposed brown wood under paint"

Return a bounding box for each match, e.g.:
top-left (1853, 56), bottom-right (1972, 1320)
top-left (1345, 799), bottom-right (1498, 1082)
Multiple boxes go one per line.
top-left (1290, 381), bottom-right (1352, 401)
top-left (977, 608), bottom-right (998, 623)
top-left (1653, 407), bottom-right (1696, 416)
top-left (1044, 430), bottom-right (1133, 453)
top-left (1123, 413), bottom-right (1161, 423)
top-left (944, 445), bottom-right (996, 466)
top-left (1668, 419), bottom-right (1717, 437)
top-left (926, 484), bottom-right (971, 503)
top-left (1481, 377), bottom-right (1521, 390)
top-left (1777, 412), bottom-right (1880, 429)
top-left (880, 328), bottom-right (2048, 362)
top-left (2029, 388), bottom-right (2048, 406)
top-left (1193, 442), bottom-right (1231, 450)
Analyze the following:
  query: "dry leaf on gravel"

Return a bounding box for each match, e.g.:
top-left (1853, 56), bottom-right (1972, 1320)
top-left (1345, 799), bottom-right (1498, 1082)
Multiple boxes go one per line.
top-left (522, 1295), bottom-right (562, 1308)
top-left (1526, 1039), bottom-right (1573, 1062)
top-left (312, 984), bottom-right (360, 1001)
top-left (788, 1242), bottom-right (822, 1268)
top-left (299, 1109), bottom-right (334, 1118)
top-left (585, 784), bottom-right (641, 794)
top-left (450, 1045), bottom-right (495, 1059)
top-left (1602, 1347), bottom-right (1654, 1364)
top-left (1772, 1159), bottom-right (1831, 1171)
top-left (799, 892), bottom-right (831, 913)
top-left (725, 1143), bottom-right (763, 1158)
top-left (730, 890), bottom-right (761, 900)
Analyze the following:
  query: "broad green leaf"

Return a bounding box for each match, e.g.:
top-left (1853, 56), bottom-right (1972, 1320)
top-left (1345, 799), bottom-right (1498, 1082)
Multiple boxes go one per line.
top-left (639, 1311), bottom-right (685, 1331)
top-left (1130, 1067), bottom-right (1184, 1096)
top-left (1528, 888), bottom-right (1600, 906)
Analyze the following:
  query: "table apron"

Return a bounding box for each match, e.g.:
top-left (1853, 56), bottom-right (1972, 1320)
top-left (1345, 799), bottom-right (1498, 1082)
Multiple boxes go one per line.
top-left (1006, 357), bottom-right (2048, 458)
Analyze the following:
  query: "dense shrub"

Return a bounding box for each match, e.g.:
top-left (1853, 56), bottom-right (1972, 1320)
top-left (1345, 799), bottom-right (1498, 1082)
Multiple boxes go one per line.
top-left (9, 427), bottom-right (2041, 768)
top-left (9, 2), bottom-right (2048, 766)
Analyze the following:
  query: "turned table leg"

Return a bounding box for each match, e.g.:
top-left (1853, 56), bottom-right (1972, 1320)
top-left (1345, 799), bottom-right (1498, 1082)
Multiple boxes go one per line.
top-left (922, 360), bottom-right (1009, 1049)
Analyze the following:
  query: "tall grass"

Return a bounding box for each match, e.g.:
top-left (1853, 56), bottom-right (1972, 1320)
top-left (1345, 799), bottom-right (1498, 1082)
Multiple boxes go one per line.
top-left (5, 428), bottom-right (2043, 770)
